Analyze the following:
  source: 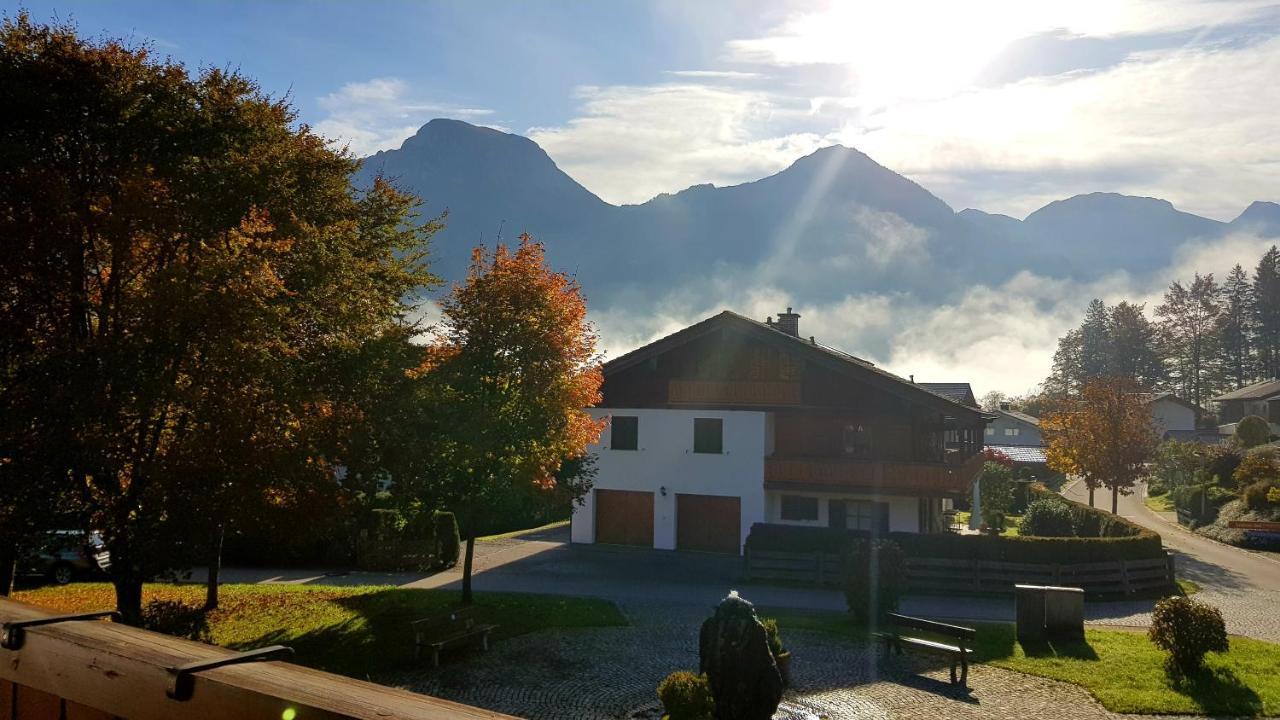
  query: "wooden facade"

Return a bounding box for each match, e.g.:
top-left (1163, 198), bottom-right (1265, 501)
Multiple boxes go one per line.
top-left (602, 312), bottom-right (988, 496)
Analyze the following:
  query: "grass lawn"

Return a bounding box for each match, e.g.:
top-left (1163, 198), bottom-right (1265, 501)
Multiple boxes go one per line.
top-left (1145, 492), bottom-right (1176, 513)
top-left (759, 608), bottom-right (1280, 717)
top-left (13, 583), bottom-right (626, 678)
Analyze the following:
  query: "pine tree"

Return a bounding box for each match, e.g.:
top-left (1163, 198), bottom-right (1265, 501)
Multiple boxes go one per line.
top-left (1079, 299), bottom-right (1112, 379)
top-left (1219, 264), bottom-right (1254, 389)
top-left (1253, 246), bottom-right (1280, 380)
top-left (1108, 301), bottom-right (1164, 388)
top-left (1156, 274), bottom-right (1222, 409)
top-left (1045, 328), bottom-right (1084, 397)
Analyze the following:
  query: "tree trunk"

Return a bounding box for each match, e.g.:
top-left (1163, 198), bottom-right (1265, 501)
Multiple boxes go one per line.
top-left (114, 576), bottom-right (144, 626)
top-left (0, 541), bottom-right (16, 597)
top-left (204, 525), bottom-right (224, 611)
top-left (1111, 485), bottom-right (1119, 515)
top-left (461, 533), bottom-right (476, 605)
top-left (1088, 484), bottom-right (1095, 507)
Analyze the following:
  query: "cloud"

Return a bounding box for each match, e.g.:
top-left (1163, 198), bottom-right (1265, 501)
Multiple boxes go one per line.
top-left (592, 228), bottom-right (1280, 399)
top-left (666, 70), bottom-right (764, 80)
top-left (527, 83), bottom-right (833, 204)
top-left (313, 78), bottom-right (493, 157)
top-left (836, 33), bottom-right (1280, 219)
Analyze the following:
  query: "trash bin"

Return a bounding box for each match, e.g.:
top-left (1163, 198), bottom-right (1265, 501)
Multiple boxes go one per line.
top-left (1044, 586), bottom-right (1084, 640)
top-left (1014, 584), bottom-right (1046, 642)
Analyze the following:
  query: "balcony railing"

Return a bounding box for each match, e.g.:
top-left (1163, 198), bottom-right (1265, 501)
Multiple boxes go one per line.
top-left (764, 452), bottom-right (985, 495)
top-left (668, 379), bottom-right (802, 405)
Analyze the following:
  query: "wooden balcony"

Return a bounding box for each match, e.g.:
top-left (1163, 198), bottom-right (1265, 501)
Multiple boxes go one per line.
top-left (668, 379), bottom-right (801, 406)
top-left (764, 452), bottom-right (985, 496)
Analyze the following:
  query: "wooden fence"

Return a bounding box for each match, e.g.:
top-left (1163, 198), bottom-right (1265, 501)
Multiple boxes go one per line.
top-left (744, 548), bottom-right (1175, 596)
top-left (0, 598), bottom-right (513, 720)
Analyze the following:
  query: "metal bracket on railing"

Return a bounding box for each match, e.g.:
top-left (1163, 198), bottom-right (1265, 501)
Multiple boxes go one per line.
top-left (166, 645), bottom-right (295, 701)
top-left (0, 610), bottom-right (121, 650)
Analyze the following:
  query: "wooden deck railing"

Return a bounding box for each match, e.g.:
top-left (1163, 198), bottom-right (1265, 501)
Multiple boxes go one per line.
top-left (764, 452), bottom-right (984, 495)
top-left (667, 379), bottom-right (802, 405)
top-left (0, 598), bottom-right (513, 720)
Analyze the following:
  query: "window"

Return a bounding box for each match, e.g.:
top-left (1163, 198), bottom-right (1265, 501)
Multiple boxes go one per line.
top-left (849, 500), bottom-right (890, 532)
top-left (610, 416), bottom-right (638, 450)
top-left (842, 424), bottom-right (872, 458)
top-left (984, 427), bottom-right (995, 436)
top-left (780, 495), bottom-right (818, 521)
top-left (693, 418), bottom-right (723, 454)
top-left (1004, 427), bottom-right (1020, 437)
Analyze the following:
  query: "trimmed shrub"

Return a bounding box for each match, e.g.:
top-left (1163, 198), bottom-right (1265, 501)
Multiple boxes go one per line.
top-left (844, 539), bottom-right (908, 623)
top-left (1020, 498), bottom-right (1075, 537)
top-left (433, 510), bottom-right (461, 568)
top-left (1243, 481), bottom-right (1278, 511)
top-left (1148, 596), bottom-right (1228, 677)
top-left (1235, 415), bottom-right (1271, 448)
top-left (979, 462), bottom-right (1015, 530)
top-left (657, 670), bottom-right (714, 720)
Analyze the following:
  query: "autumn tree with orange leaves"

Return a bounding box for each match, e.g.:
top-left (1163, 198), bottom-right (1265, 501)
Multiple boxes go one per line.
top-left (1042, 377), bottom-right (1158, 513)
top-left (414, 235), bottom-right (604, 604)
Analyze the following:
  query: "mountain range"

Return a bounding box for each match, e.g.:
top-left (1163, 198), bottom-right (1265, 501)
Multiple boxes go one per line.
top-left (356, 118), bottom-right (1280, 318)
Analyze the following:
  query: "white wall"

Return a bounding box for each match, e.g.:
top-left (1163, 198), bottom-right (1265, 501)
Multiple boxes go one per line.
top-left (763, 490), bottom-right (920, 533)
top-left (572, 408), bottom-right (767, 553)
top-left (1150, 398), bottom-right (1196, 436)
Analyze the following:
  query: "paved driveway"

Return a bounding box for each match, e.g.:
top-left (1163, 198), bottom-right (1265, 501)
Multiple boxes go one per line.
top-left (1062, 479), bottom-right (1280, 642)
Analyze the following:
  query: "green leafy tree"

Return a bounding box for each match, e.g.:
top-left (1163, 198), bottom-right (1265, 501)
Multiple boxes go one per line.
top-left (415, 235), bottom-right (604, 604)
top-left (978, 461), bottom-right (1015, 530)
top-left (0, 15), bottom-right (435, 620)
top-left (1157, 274), bottom-right (1222, 409)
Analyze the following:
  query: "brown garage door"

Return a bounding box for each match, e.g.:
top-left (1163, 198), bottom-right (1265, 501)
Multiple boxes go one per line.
top-left (676, 494), bottom-right (741, 554)
top-left (594, 489), bottom-right (654, 547)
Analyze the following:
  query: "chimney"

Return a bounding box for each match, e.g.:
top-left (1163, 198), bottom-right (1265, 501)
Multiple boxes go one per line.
top-left (999, 401), bottom-right (1010, 411)
top-left (776, 307), bottom-right (800, 337)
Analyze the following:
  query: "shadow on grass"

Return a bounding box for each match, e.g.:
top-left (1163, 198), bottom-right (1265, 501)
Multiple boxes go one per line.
top-left (1170, 665), bottom-right (1262, 717)
top-left (1016, 636), bottom-right (1099, 661)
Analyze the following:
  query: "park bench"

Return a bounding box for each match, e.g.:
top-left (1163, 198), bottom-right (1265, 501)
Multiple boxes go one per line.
top-left (874, 612), bottom-right (976, 687)
top-left (410, 606), bottom-right (497, 667)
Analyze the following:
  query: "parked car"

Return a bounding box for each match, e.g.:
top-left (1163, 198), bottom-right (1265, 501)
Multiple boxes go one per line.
top-left (18, 530), bottom-right (111, 585)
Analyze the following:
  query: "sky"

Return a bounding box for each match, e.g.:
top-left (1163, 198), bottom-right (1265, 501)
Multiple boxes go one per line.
top-left (13, 0), bottom-right (1280, 396)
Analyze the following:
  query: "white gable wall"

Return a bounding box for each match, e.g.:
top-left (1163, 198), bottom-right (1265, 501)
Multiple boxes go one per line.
top-left (571, 408), bottom-right (767, 553)
top-left (1151, 398), bottom-right (1196, 436)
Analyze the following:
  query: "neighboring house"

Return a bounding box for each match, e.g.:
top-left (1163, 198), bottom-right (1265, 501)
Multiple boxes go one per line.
top-left (984, 404), bottom-right (1042, 446)
top-left (1212, 379), bottom-right (1280, 436)
top-left (1145, 392), bottom-right (1201, 441)
top-left (571, 309), bottom-right (990, 555)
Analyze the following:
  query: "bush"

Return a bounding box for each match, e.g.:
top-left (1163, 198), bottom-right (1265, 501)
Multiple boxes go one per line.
top-left (1235, 415), bottom-right (1271, 448)
top-left (657, 671), bottom-right (714, 720)
top-left (1270, 487), bottom-right (1280, 505)
top-left (1202, 446), bottom-right (1243, 488)
top-left (1021, 498), bottom-right (1075, 537)
top-left (761, 617), bottom-right (784, 656)
top-left (979, 462), bottom-right (1015, 530)
top-left (1146, 477), bottom-right (1169, 496)
top-left (1233, 448), bottom-right (1280, 491)
top-left (843, 539), bottom-right (907, 623)
top-left (142, 600), bottom-right (211, 642)
top-left (1243, 481), bottom-right (1278, 511)
top-left (433, 510), bottom-right (460, 568)
top-left (1148, 596), bottom-right (1228, 677)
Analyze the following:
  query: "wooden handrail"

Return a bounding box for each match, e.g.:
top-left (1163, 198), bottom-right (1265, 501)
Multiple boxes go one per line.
top-left (0, 598), bottom-right (514, 720)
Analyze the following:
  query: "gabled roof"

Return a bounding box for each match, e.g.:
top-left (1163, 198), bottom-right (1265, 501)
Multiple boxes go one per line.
top-left (1212, 379), bottom-right (1280, 402)
top-left (919, 382), bottom-right (978, 407)
top-left (994, 408), bottom-right (1040, 427)
top-left (1145, 392), bottom-right (1204, 415)
top-left (603, 310), bottom-right (984, 418)
top-left (984, 444), bottom-right (1048, 464)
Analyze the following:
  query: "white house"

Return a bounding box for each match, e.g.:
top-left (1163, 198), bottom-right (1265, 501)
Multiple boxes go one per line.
top-left (570, 310), bottom-right (989, 555)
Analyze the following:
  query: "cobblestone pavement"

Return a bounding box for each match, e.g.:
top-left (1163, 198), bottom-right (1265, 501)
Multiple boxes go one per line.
top-left (381, 600), bottom-right (1185, 720)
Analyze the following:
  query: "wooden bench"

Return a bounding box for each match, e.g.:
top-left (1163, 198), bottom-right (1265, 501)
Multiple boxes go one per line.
top-left (874, 612), bottom-right (975, 686)
top-left (410, 606), bottom-right (497, 667)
